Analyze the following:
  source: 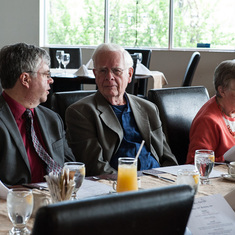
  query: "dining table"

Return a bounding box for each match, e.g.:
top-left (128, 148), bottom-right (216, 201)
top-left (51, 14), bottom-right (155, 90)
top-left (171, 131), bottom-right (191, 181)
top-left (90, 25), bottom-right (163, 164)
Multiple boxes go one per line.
top-left (1, 164), bottom-right (234, 234)
top-left (50, 68), bottom-right (167, 93)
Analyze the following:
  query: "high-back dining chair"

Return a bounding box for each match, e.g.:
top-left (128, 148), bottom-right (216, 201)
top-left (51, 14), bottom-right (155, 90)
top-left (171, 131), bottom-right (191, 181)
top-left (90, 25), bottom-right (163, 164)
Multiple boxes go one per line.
top-left (126, 49), bottom-right (152, 98)
top-left (50, 90), bottom-right (96, 128)
top-left (49, 47), bottom-right (82, 69)
top-left (49, 47), bottom-right (83, 91)
top-left (126, 54), bottom-right (138, 95)
top-left (148, 86), bottom-right (209, 164)
top-left (125, 48), bottom-right (152, 69)
top-left (32, 185), bottom-right (194, 235)
top-left (182, 51), bottom-right (201, 87)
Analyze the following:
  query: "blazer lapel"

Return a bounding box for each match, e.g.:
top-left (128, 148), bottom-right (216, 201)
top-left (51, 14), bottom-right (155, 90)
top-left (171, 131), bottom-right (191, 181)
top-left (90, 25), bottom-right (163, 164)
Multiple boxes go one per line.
top-left (127, 94), bottom-right (151, 146)
top-left (95, 92), bottom-right (124, 142)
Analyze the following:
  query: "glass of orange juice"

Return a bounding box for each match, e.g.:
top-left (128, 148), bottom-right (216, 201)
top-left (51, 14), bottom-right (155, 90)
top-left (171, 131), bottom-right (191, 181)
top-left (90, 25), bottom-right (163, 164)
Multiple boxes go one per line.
top-left (116, 157), bottom-right (138, 193)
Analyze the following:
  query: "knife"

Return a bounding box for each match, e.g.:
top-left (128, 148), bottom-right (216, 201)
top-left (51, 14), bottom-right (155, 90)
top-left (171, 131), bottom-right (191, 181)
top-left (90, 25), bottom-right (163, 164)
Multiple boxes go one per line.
top-left (22, 183), bottom-right (48, 191)
top-left (142, 171), bottom-right (175, 183)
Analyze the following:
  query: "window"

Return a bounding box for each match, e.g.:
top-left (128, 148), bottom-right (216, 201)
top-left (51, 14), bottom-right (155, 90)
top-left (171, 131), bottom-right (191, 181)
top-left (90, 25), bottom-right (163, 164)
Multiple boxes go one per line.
top-left (45, 0), bottom-right (235, 50)
top-left (45, 0), bottom-right (104, 45)
top-left (173, 0), bottom-right (235, 49)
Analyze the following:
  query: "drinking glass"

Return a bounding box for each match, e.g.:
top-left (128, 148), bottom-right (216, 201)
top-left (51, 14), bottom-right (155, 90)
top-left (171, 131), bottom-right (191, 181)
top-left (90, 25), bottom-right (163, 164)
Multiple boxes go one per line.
top-left (61, 53), bottom-right (70, 73)
top-left (137, 53), bottom-right (143, 63)
top-left (177, 169), bottom-right (199, 194)
top-left (55, 50), bottom-right (64, 69)
top-left (195, 149), bottom-right (215, 184)
top-left (7, 188), bottom-right (33, 235)
top-left (63, 162), bottom-right (85, 200)
top-left (116, 157), bottom-right (138, 193)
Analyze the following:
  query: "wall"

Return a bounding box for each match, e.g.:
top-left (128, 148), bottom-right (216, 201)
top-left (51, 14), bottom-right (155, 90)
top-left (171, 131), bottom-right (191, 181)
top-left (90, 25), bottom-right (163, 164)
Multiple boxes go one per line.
top-left (149, 50), bottom-right (235, 97)
top-left (0, 0), bottom-right (234, 97)
top-left (0, 0), bottom-right (40, 47)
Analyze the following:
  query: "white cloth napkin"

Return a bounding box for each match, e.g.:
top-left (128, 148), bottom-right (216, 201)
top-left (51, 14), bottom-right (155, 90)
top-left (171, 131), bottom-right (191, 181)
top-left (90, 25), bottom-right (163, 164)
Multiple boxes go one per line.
top-left (135, 61), bottom-right (151, 75)
top-left (224, 146), bottom-right (235, 162)
top-left (0, 180), bottom-right (9, 199)
top-left (86, 59), bottom-right (94, 69)
top-left (74, 64), bottom-right (90, 76)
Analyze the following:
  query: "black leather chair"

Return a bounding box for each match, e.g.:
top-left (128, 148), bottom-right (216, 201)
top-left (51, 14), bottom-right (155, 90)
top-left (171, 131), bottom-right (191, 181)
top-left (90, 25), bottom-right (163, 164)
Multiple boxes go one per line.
top-left (148, 86), bottom-right (209, 164)
top-left (32, 185), bottom-right (194, 235)
top-left (126, 49), bottom-right (152, 97)
top-left (49, 47), bottom-right (82, 69)
top-left (125, 49), bottom-right (152, 69)
top-left (182, 52), bottom-right (201, 87)
top-left (126, 54), bottom-right (138, 95)
top-left (49, 47), bottom-right (83, 91)
top-left (50, 90), bottom-right (96, 128)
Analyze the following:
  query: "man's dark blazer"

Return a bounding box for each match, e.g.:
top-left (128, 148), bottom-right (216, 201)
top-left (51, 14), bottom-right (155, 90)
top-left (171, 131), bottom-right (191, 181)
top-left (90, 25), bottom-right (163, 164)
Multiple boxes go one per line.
top-left (0, 95), bottom-right (75, 185)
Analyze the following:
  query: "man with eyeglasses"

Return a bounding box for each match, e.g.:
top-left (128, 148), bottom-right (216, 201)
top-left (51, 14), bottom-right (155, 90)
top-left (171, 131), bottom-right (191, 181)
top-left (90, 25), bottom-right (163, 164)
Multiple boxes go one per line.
top-left (66, 43), bottom-right (178, 176)
top-left (0, 43), bottom-right (75, 186)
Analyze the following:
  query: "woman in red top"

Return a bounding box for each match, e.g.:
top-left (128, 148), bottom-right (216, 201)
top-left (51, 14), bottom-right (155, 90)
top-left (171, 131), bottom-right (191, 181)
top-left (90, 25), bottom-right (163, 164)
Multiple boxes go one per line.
top-left (187, 60), bottom-right (235, 164)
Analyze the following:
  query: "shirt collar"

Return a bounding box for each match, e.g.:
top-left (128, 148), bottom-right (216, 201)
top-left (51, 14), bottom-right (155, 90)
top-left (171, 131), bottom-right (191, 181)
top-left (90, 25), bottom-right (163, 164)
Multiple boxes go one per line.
top-left (2, 91), bottom-right (35, 120)
top-left (124, 93), bottom-right (131, 112)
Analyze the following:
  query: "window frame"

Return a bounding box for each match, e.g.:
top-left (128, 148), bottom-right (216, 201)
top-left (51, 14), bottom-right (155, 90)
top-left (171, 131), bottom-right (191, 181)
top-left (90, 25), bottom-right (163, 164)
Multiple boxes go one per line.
top-left (40, 0), bottom-right (235, 53)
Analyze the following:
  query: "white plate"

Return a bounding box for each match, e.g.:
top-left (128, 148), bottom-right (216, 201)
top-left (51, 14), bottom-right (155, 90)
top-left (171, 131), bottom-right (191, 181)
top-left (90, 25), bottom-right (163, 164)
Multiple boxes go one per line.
top-left (221, 174), bottom-right (235, 182)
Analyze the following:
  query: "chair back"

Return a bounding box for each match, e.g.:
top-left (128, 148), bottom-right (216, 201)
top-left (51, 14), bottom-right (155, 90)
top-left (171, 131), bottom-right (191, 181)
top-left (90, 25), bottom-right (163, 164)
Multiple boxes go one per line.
top-left (126, 54), bottom-right (138, 95)
top-left (126, 49), bottom-right (152, 97)
top-left (125, 48), bottom-right (152, 69)
top-left (32, 185), bottom-right (194, 235)
top-left (49, 47), bottom-right (82, 69)
top-left (182, 52), bottom-right (200, 86)
top-left (148, 86), bottom-right (209, 164)
top-left (51, 90), bottom-right (96, 127)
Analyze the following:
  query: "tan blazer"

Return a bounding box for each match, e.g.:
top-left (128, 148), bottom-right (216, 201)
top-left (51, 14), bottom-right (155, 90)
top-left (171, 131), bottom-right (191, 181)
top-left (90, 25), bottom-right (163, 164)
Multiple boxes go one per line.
top-left (66, 91), bottom-right (178, 176)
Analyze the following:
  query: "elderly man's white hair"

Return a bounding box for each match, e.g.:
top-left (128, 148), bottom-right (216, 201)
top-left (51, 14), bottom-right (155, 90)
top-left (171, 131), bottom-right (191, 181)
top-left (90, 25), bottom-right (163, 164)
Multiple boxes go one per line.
top-left (92, 43), bottom-right (133, 69)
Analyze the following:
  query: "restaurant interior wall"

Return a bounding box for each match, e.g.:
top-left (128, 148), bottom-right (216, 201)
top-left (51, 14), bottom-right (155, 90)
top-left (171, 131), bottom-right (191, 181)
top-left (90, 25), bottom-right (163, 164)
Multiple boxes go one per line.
top-left (0, 0), bottom-right (235, 97)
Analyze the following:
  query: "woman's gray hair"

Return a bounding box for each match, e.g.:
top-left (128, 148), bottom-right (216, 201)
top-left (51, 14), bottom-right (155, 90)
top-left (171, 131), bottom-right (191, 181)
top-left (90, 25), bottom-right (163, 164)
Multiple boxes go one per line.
top-left (0, 43), bottom-right (50, 89)
top-left (214, 60), bottom-right (235, 97)
top-left (92, 43), bottom-right (133, 69)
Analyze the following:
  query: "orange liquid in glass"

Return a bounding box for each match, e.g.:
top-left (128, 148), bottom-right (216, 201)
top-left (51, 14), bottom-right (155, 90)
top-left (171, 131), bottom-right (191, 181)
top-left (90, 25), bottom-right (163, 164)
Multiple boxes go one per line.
top-left (116, 165), bottom-right (138, 192)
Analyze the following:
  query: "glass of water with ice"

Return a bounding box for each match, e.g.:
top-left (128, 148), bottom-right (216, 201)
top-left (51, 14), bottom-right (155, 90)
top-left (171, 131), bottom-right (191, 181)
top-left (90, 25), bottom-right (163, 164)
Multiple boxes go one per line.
top-left (195, 149), bottom-right (215, 185)
top-left (177, 169), bottom-right (199, 195)
top-left (7, 188), bottom-right (33, 235)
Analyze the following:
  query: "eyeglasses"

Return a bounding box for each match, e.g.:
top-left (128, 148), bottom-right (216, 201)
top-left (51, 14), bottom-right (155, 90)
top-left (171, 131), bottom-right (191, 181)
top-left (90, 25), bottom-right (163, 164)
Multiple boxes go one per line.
top-left (26, 71), bottom-right (51, 79)
top-left (95, 67), bottom-right (127, 77)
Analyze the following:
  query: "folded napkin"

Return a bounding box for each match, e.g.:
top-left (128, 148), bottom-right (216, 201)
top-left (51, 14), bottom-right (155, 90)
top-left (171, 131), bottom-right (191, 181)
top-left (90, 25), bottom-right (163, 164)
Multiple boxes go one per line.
top-left (74, 64), bottom-right (90, 76)
top-left (224, 146), bottom-right (235, 162)
top-left (136, 61), bottom-right (151, 75)
top-left (86, 59), bottom-right (94, 70)
top-left (0, 180), bottom-right (9, 200)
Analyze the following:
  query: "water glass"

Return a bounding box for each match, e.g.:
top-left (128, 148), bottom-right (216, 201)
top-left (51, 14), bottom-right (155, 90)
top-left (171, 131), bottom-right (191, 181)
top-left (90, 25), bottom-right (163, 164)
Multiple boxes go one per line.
top-left (61, 53), bottom-right (70, 72)
top-left (7, 188), bottom-right (33, 235)
top-left (177, 169), bottom-right (199, 194)
top-left (195, 149), bottom-right (215, 184)
top-left (63, 162), bottom-right (85, 200)
top-left (116, 157), bottom-right (138, 193)
top-left (55, 50), bottom-right (64, 69)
